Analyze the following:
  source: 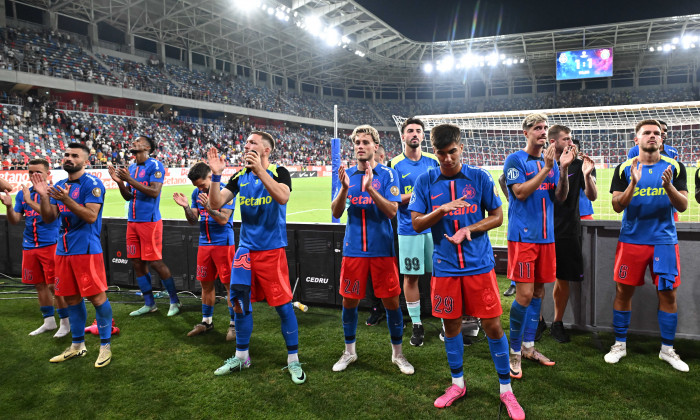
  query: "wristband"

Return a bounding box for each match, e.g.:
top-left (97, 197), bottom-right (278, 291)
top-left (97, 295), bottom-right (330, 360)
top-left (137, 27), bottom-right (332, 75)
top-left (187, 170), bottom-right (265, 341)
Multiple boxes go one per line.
top-left (211, 174), bottom-right (222, 183)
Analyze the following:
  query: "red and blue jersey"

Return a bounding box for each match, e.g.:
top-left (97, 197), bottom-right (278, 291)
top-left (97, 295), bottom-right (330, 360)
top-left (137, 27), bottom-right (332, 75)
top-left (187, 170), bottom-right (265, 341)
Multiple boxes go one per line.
top-left (390, 152), bottom-right (440, 236)
top-left (50, 173), bottom-right (105, 255)
top-left (628, 144), bottom-right (679, 160)
top-left (341, 164), bottom-right (401, 257)
top-left (408, 165), bottom-right (502, 277)
top-left (224, 165), bottom-right (291, 251)
top-left (14, 187), bottom-right (60, 250)
top-left (128, 158), bottom-right (164, 222)
top-left (191, 185), bottom-right (235, 246)
top-left (503, 150), bottom-right (560, 244)
top-left (610, 157), bottom-right (686, 245)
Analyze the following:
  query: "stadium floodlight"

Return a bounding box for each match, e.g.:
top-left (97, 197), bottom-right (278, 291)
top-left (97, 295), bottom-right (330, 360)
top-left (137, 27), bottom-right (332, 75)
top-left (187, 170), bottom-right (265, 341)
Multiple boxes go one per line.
top-left (325, 28), bottom-right (340, 46)
top-left (663, 44), bottom-right (672, 52)
top-left (519, 58), bottom-right (525, 63)
top-left (649, 47), bottom-right (655, 52)
top-left (436, 55), bottom-right (455, 72)
top-left (423, 62), bottom-right (433, 74)
top-left (672, 37), bottom-right (679, 44)
top-left (234, 0), bottom-right (260, 11)
top-left (267, 6), bottom-right (274, 15)
top-left (305, 16), bottom-right (323, 36)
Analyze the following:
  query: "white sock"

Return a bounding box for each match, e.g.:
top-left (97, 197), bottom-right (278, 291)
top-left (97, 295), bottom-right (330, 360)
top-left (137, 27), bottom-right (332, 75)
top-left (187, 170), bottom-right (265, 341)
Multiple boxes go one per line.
top-left (616, 340), bottom-right (627, 350)
top-left (391, 343), bottom-right (402, 358)
top-left (29, 317), bottom-right (57, 335)
top-left (345, 342), bottom-right (356, 355)
top-left (235, 350), bottom-right (250, 360)
top-left (522, 341), bottom-right (534, 349)
top-left (500, 383), bottom-right (513, 394)
top-left (54, 318), bottom-right (71, 338)
top-left (202, 316), bottom-right (213, 324)
top-left (661, 344), bottom-right (672, 353)
top-left (287, 353), bottom-right (299, 364)
top-left (510, 348), bottom-right (521, 356)
top-left (452, 376), bottom-right (465, 388)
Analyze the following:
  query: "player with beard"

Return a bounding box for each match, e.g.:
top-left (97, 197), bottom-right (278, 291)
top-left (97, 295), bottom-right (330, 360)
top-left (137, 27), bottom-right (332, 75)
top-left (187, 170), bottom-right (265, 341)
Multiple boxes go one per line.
top-left (2, 159), bottom-right (69, 337)
top-left (108, 136), bottom-right (181, 317)
top-left (389, 118), bottom-right (439, 346)
top-left (605, 120), bottom-right (689, 372)
top-left (548, 125), bottom-right (597, 343)
top-left (331, 125), bottom-right (414, 375)
top-left (503, 114), bottom-right (575, 378)
top-left (32, 143), bottom-right (113, 367)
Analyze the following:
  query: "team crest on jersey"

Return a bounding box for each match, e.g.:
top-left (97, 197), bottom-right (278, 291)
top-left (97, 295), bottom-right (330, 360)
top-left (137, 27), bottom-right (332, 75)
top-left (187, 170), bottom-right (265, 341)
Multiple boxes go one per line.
top-left (390, 186), bottom-right (399, 196)
top-left (139, 169), bottom-right (146, 178)
top-left (70, 187), bottom-right (79, 199)
top-left (548, 169), bottom-right (554, 178)
top-left (155, 171), bottom-right (163, 178)
top-left (372, 179), bottom-right (381, 190)
top-left (92, 187), bottom-right (102, 198)
top-left (462, 185), bottom-right (476, 199)
top-left (507, 168), bottom-right (519, 181)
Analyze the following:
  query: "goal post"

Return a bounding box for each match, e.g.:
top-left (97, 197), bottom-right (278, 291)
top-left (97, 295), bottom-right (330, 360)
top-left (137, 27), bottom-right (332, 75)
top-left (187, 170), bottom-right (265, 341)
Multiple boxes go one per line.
top-left (393, 101), bottom-right (700, 247)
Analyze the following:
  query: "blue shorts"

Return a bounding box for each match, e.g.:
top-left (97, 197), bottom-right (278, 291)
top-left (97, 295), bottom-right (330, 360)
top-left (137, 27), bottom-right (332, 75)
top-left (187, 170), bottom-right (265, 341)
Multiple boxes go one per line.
top-left (398, 233), bottom-right (433, 275)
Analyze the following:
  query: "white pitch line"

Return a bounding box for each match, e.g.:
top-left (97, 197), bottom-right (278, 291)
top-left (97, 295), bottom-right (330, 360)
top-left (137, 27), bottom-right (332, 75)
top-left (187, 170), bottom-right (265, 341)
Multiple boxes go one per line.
top-left (288, 208), bottom-right (326, 215)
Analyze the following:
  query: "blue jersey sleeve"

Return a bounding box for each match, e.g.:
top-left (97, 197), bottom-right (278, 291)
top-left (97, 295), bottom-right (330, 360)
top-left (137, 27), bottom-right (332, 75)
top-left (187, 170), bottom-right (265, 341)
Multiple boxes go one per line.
top-left (384, 167), bottom-right (402, 203)
top-left (14, 190), bottom-right (24, 214)
top-left (480, 170), bottom-right (503, 212)
top-left (407, 173), bottom-right (430, 214)
top-left (504, 154), bottom-right (527, 185)
top-left (82, 182), bottom-right (105, 205)
top-left (191, 188), bottom-right (199, 209)
top-left (149, 160), bottom-right (165, 184)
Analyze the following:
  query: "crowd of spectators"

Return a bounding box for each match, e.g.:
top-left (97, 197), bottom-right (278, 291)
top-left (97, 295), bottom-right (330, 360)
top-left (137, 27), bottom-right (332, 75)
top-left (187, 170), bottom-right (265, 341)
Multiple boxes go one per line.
top-left (4, 25), bottom-right (699, 129)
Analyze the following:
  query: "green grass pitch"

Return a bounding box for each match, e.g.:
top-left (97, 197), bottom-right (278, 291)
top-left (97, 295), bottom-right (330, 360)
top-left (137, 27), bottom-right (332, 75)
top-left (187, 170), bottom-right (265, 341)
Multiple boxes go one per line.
top-left (1, 276), bottom-right (698, 419)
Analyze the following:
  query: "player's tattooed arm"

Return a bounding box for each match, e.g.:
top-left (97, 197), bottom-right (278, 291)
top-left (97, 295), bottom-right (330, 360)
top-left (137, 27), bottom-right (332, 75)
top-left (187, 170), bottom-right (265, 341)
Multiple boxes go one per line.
top-left (173, 192), bottom-right (198, 225)
top-left (198, 192), bottom-right (232, 225)
top-left (661, 165), bottom-right (688, 212)
top-left (331, 165), bottom-right (350, 219)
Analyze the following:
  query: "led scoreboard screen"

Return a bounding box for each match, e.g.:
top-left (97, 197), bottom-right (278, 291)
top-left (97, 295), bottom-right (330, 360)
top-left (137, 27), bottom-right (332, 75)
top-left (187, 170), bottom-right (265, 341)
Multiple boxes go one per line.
top-left (556, 48), bottom-right (613, 80)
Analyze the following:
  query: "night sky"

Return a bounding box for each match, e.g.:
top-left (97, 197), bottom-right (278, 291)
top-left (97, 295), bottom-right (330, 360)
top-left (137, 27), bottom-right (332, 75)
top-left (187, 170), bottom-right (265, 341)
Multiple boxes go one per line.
top-left (355, 0), bottom-right (700, 42)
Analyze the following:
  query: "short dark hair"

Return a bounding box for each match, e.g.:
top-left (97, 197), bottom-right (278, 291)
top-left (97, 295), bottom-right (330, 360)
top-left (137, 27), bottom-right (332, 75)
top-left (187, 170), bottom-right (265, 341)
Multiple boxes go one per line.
top-left (635, 119), bottom-right (661, 135)
top-left (430, 124), bottom-right (462, 150)
top-left (187, 162), bottom-right (211, 182)
top-left (250, 131), bottom-right (275, 152)
top-left (572, 139), bottom-right (581, 148)
top-left (401, 117), bottom-right (425, 134)
top-left (28, 158), bottom-right (49, 171)
top-left (138, 135), bottom-right (157, 154)
top-left (67, 142), bottom-right (90, 156)
top-left (547, 124), bottom-right (570, 139)
top-left (658, 120), bottom-right (667, 127)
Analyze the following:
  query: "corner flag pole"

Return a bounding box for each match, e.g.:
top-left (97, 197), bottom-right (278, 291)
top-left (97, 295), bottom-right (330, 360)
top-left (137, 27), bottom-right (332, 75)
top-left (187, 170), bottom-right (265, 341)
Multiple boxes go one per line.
top-left (331, 104), bottom-right (340, 223)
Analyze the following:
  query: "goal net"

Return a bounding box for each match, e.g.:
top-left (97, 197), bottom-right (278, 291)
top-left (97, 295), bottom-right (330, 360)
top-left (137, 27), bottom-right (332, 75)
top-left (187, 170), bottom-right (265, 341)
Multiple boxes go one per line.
top-left (393, 101), bottom-right (700, 247)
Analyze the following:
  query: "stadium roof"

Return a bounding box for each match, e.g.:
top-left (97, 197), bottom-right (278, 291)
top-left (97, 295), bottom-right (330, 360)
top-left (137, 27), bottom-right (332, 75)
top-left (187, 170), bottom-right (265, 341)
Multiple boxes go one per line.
top-left (17, 0), bottom-right (700, 91)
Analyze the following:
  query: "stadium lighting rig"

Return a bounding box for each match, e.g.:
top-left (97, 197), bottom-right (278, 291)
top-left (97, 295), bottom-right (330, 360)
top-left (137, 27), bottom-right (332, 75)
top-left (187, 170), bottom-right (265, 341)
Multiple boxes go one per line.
top-left (232, 0), bottom-right (366, 57)
top-left (648, 34), bottom-right (698, 52)
top-left (422, 52), bottom-right (525, 74)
